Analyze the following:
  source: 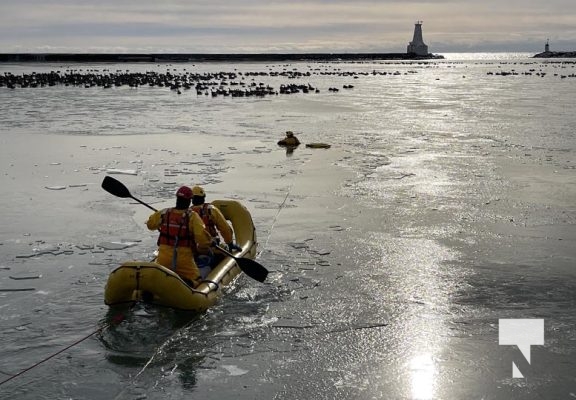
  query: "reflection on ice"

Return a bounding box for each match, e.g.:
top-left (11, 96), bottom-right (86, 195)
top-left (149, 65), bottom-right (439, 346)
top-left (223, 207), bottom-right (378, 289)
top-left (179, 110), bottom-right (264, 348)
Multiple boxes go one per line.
top-left (409, 353), bottom-right (436, 400)
top-left (366, 235), bottom-right (457, 399)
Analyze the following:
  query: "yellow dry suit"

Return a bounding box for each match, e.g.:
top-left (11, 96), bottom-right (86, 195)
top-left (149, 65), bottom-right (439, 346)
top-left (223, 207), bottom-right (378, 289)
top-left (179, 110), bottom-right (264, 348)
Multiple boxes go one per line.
top-left (146, 208), bottom-right (212, 286)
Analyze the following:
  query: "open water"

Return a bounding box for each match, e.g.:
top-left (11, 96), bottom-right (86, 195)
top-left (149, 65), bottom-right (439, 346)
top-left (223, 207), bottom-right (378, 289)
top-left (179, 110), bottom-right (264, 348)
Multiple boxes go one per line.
top-left (0, 53), bottom-right (575, 399)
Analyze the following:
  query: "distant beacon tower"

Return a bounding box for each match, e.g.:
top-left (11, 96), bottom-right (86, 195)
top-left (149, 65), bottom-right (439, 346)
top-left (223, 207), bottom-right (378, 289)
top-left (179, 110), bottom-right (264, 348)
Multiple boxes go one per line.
top-left (545, 39), bottom-right (550, 52)
top-left (407, 21), bottom-right (429, 56)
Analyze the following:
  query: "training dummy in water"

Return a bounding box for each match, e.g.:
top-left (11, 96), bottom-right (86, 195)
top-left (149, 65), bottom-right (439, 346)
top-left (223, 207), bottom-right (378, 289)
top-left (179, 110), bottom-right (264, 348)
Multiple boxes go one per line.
top-left (277, 131), bottom-right (301, 146)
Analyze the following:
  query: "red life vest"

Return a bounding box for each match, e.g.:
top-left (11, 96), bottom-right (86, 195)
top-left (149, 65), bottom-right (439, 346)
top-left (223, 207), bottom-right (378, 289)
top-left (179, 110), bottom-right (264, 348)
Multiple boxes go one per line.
top-left (191, 204), bottom-right (217, 238)
top-left (157, 209), bottom-right (195, 248)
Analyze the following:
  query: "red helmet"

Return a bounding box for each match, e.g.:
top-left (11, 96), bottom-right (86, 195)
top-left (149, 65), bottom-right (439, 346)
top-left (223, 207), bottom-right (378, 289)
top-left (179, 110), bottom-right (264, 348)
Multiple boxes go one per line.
top-left (176, 186), bottom-right (193, 199)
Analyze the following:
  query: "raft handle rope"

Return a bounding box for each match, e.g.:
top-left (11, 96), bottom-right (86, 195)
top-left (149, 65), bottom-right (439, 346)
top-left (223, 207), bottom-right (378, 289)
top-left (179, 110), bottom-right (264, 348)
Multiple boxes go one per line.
top-left (201, 279), bottom-right (220, 291)
top-left (0, 314), bottom-right (125, 387)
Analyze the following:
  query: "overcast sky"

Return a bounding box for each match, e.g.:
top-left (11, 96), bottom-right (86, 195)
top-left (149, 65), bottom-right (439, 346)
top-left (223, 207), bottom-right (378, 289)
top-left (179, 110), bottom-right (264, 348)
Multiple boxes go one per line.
top-left (1, 0), bottom-right (575, 54)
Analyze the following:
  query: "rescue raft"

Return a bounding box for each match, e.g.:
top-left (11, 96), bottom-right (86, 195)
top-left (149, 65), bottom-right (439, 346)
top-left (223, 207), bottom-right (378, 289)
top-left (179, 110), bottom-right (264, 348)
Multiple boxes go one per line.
top-left (104, 199), bottom-right (258, 312)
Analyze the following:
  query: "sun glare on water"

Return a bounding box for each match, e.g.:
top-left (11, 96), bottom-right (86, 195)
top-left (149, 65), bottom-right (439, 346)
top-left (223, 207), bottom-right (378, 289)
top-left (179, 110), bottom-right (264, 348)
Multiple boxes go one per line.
top-left (409, 353), bottom-right (436, 400)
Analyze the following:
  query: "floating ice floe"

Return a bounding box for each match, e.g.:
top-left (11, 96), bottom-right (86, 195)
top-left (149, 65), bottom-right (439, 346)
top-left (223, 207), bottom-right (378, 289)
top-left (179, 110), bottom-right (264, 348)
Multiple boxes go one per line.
top-left (15, 325), bottom-right (29, 331)
top-left (45, 186), bottom-right (67, 190)
top-left (289, 242), bottom-right (309, 249)
top-left (180, 161), bottom-right (203, 165)
top-left (133, 308), bottom-right (154, 317)
top-left (311, 249), bottom-right (331, 256)
top-left (105, 169), bottom-right (138, 176)
top-left (222, 365), bottom-right (249, 376)
top-left (9, 274), bottom-right (42, 280)
top-left (98, 241), bottom-right (139, 250)
top-left (17, 250), bottom-right (73, 258)
top-left (33, 244), bottom-right (62, 253)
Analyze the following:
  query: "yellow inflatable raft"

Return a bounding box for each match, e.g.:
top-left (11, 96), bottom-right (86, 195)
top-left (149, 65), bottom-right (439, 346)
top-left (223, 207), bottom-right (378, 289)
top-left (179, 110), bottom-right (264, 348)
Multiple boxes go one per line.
top-left (104, 200), bottom-right (258, 312)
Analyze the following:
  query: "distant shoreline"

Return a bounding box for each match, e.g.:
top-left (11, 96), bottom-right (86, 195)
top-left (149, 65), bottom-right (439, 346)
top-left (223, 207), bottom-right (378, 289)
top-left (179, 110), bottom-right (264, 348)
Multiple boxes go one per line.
top-left (0, 52), bottom-right (444, 63)
top-left (533, 51), bottom-right (576, 58)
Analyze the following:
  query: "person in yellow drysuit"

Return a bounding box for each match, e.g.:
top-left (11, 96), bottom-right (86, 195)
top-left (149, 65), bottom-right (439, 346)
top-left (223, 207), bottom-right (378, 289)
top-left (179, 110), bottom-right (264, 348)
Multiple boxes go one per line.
top-left (146, 186), bottom-right (213, 287)
top-left (190, 185), bottom-right (241, 268)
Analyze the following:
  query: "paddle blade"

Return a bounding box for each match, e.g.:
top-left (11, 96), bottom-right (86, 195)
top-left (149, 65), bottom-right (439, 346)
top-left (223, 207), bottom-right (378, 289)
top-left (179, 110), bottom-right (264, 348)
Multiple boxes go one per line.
top-left (102, 176), bottom-right (132, 198)
top-left (235, 258), bottom-right (268, 282)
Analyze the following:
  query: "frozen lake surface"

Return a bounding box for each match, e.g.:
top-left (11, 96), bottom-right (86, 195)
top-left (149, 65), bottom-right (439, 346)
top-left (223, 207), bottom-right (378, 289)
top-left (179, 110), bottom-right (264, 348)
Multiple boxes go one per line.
top-left (0, 54), bottom-right (575, 399)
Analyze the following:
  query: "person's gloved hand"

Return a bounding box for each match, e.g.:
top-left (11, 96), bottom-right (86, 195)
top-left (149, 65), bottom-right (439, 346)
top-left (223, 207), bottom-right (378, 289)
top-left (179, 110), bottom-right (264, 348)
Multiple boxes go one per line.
top-left (227, 242), bottom-right (242, 252)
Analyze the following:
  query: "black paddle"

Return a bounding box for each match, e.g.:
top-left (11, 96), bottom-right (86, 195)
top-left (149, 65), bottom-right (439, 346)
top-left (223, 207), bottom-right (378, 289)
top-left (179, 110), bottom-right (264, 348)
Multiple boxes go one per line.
top-left (213, 245), bottom-right (268, 282)
top-left (101, 175), bottom-right (156, 211)
top-left (101, 176), bottom-right (268, 282)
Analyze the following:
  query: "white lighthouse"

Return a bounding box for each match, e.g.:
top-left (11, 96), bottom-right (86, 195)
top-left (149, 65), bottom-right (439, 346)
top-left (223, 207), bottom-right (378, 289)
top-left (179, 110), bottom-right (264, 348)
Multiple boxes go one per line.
top-left (407, 21), bottom-right (429, 56)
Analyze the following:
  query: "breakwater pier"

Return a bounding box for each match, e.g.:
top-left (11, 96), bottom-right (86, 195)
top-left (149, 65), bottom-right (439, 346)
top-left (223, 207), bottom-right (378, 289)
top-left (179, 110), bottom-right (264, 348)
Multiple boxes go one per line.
top-left (0, 52), bottom-right (443, 63)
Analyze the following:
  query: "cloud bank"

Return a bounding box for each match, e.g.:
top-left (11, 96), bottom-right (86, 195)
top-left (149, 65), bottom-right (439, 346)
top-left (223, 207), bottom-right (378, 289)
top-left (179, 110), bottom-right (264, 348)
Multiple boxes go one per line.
top-left (1, 0), bottom-right (575, 53)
